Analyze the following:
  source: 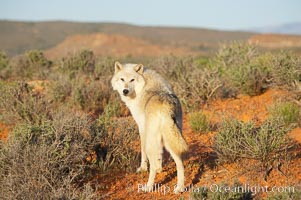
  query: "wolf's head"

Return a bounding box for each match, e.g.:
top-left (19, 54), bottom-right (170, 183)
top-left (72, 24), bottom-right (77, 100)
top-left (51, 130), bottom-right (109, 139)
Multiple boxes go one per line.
top-left (111, 61), bottom-right (146, 99)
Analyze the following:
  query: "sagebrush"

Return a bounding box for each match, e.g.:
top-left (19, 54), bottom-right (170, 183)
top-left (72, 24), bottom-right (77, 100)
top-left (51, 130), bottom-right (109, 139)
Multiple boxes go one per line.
top-left (214, 117), bottom-right (292, 179)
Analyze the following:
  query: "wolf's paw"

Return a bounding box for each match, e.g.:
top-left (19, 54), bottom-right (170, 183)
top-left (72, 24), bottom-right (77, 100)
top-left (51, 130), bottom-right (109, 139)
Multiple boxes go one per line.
top-left (136, 165), bottom-right (148, 173)
top-left (156, 167), bottom-right (163, 173)
top-left (174, 185), bottom-right (185, 194)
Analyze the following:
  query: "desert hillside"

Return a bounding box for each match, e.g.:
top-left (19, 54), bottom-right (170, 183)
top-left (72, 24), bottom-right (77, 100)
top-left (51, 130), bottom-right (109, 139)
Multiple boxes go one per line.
top-left (45, 33), bottom-right (194, 58)
top-left (2, 20), bottom-right (301, 57)
top-left (45, 32), bottom-right (301, 59)
top-left (0, 20), bottom-right (254, 55)
top-left (248, 34), bottom-right (301, 48)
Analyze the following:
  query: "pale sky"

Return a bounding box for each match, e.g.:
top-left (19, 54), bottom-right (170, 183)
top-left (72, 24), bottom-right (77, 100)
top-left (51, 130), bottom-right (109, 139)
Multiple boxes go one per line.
top-left (0, 0), bottom-right (300, 30)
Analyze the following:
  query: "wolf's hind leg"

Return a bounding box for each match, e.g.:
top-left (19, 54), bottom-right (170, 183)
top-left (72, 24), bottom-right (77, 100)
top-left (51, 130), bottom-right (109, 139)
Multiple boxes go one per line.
top-left (165, 144), bottom-right (185, 194)
top-left (142, 125), bottom-right (162, 191)
top-left (155, 154), bottom-right (163, 173)
top-left (142, 146), bottom-right (162, 191)
top-left (155, 141), bottom-right (163, 173)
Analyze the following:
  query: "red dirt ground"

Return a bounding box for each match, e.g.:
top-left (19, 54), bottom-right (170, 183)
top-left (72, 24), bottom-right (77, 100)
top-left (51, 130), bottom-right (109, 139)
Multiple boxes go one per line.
top-left (0, 123), bottom-right (9, 141)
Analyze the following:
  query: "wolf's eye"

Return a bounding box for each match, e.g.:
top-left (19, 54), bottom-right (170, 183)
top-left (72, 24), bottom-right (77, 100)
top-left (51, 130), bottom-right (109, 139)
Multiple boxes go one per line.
top-left (130, 79), bottom-right (135, 82)
top-left (121, 78), bottom-right (124, 81)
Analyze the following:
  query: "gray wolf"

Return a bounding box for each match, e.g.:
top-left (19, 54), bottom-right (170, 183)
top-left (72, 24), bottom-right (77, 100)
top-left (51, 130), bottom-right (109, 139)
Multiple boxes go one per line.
top-left (111, 61), bottom-right (188, 193)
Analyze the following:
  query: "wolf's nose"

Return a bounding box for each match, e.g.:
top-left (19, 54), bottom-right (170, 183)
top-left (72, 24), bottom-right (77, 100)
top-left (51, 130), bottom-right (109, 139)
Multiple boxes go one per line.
top-left (123, 89), bottom-right (129, 95)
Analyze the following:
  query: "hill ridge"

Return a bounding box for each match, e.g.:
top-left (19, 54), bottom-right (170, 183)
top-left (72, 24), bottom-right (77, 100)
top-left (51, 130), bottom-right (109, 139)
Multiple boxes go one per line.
top-left (0, 20), bottom-right (254, 55)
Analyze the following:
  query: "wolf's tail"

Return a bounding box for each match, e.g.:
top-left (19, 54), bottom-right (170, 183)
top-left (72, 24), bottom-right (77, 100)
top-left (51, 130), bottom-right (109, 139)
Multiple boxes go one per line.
top-left (162, 120), bottom-right (188, 157)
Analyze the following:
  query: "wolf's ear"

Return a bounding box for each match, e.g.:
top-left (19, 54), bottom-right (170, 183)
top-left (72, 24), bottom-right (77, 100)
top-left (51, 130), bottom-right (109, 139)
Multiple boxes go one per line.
top-left (114, 61), bottom-right (123, 73)
top-left (134, 64), bottom-right (144, 74)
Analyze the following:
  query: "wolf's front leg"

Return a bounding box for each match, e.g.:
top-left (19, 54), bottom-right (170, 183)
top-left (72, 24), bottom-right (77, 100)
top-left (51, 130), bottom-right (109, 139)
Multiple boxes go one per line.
top-left (137, 132), bottom-right (148, 173)
top-left (137, 148), bottom-right (148, 172)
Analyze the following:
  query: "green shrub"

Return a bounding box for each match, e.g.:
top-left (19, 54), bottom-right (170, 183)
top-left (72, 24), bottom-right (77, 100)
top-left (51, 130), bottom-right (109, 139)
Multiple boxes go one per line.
top-left (94, 56), bottom-right (115, 78)
top-left (267, 188), bottom-right (301, 200)
top-left (271, 51), bottom-right (301, 90)
top-left (9, 55), bottom-right (30, 78)
top-left (0, 51), bottom-right (11, 79)
top-left (213, 42), bottom-right (271, 96)
top-left (0, 104), bottom-right (139, 199)
top-left (94, 111), bottom-right (139, 172)
top-left (188, 112), bottom-right (210, 133)
top-left (47, 74), bottom-right (72, 103)
top-left (214, 118), bottom-right (291, 175)
top-left (60, 50), bottom-right (95, 79)
top-left (190, 187), bottom-right (209, 200)
top-left (193, 57), bottom-right (210, 67)
top-left (47, 73), bottom-right (113, 115)
top-left (178, 68), bottom-right (222, 110)
top-left (8, 50), bottom-right (52, 79)
top-left (268, 101), bottom-right (300, 126)
top-left (0, 81), bottom-right (51, 125)
top-left (0, 51), bottom-right (9, 71)
top-left (71, 76), bottom-right (112, 114)
top-left (48, 72), bottom-right (116, 116)
top-left (26, 50), bottom-right (52, 69)
top-left (214, 119), bottom-right (254, 162)
top-left (214, 42), bottom-right (258, 69)
top-left (0, 110), bottom-right (98, 199)
top-left (153, 56), bottom-right (223, 111)
top-left (94, 103), bottom-right (139, 171)
top-left (190, 181), bottom-right (253, 200)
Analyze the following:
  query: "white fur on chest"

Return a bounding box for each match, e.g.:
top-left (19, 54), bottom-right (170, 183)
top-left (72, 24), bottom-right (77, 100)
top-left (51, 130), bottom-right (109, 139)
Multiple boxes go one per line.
top-left (122, 97), bottom-right (145, 133)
